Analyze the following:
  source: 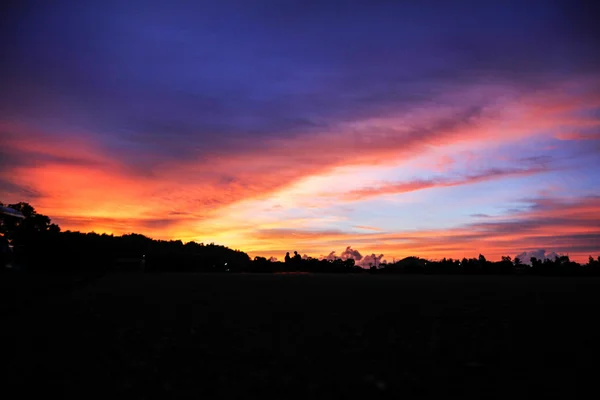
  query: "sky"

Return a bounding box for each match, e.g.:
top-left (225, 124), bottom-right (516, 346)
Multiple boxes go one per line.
top-left (1, 0), bottom-right (600, 264)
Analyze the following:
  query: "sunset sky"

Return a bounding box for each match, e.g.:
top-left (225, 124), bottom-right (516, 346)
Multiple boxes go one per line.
top-left (1, 0), bottom-right (599, 263)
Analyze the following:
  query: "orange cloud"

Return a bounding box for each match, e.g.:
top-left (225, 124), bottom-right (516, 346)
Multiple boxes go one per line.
top-left (1, 78), bottom-right (598, 260)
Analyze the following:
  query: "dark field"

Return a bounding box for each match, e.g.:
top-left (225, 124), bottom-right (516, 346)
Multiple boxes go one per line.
top-left (2, 273), bottom-right (600, 399)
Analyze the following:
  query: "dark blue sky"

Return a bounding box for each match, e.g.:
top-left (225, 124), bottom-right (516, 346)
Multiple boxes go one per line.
top-left (2, 0), bottom-right (598, 159)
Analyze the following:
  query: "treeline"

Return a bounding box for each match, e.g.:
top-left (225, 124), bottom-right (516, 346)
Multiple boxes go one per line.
top-left (252, 253), bottom-right (600, 276)
top-left (1, 202), bottom-right (600, 276)
top-left (1, 202), bottom-right (250, 274)
top-left (376, 255), bottom-right (600, 277)
top-left (252, 255), bottom-right (363, 273)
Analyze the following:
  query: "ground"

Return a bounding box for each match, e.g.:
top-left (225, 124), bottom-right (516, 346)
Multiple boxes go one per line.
top-left (2, 272), bottom-right (599, 399)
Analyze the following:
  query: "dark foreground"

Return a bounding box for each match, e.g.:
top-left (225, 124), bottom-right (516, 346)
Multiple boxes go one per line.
top-left (2, 273), bottom-right (599, 399)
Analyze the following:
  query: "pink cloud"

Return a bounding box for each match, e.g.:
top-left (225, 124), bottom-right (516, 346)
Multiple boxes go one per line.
top-left (1, 78), bottom-right (598, 257)
top-left (342, 166), bottom-right (551, 201)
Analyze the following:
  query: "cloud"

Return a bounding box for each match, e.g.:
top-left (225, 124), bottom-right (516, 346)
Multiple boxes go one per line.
top-left (555, 131), bottom-right (600, 141)
top-left (515, 249), bottom-right (560, 264)
top-left (3, 1), bottom-right (599, 173)
top-left (359, 253), bottom-right (385, 268)
top-left (343, 166), bottom-right (552, 201)
top-left (0, 179), bottom-right (42, 200)
top-left (340, 246), bottom-right (363, 261)
top-left (0, 147), bottom-right (102, 170)
top-left (315, 247), bottom-right (382, 268)
top-left (353, 225), bottom-right (382, 231)
top-left (434, 155), bottom-right (455, 172)
top-left (1, 72), bottom-right (596, 235)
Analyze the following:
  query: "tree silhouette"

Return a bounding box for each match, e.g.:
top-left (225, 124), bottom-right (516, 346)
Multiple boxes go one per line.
top-left (514, 257), bottom-right (522, 267)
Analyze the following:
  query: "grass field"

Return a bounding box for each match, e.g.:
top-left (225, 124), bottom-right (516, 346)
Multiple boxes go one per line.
top-left (2, 273), bottom-right (600, 399)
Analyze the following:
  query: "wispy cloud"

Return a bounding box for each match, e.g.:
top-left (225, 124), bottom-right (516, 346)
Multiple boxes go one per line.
top-left (353, 225), bottom-right (383, 231)
top-left (342, 166), bottom-right (552, 201)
